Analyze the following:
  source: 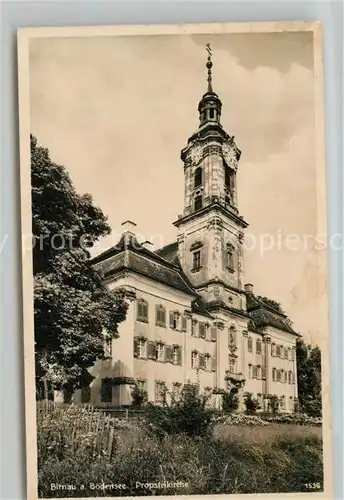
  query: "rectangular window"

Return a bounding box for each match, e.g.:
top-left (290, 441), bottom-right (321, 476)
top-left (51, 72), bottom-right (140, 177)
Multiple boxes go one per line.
top-left (192, 250), bottom-right (202, 270)
top-left (256, 339), bottom-right (262, 354)
top-left (248, 364), bottom-right (253, 378)
top-left (169, 311), bottom-right (180, 329)
top-left (137, 299), bottom-right (148, 322)
top-left (248, 337), bottom-right (253, 352)
top-left (181, 315), bottom-right (187, 331)
top-left (191, 320), bottom-right (197, 337)
top-left (155, 381), bottom-right (166, 403)
top-left (276, 345), bottom-right (281, 357)
top-left (284, 347), bottom-right (289, 359)
top-left (137, 338), bottom-right (147, 358)
top-left (204, 354), bottom-right (211, 371)
top-left (256, 366), bottom-right (261, 379)
top-left (277, 370), bottom-right (282, 382)
top-left (199, 354), bottom-right (206, 370)
top-left (227, 250), bottom-right (234, 270)
top-left (262, 367), bottom-right (267, 380)
top-left (156, 343), bottom-right (165, 362)
top-left (211, 326), bottom-right (217, 342)
top-left (229, 357), bottom-right (236, 373)
top-left (271, 343), bottom-right (276, 357)
top-left (252, 365), bottom-right (257, 379)
top-left (173, 346), bottom-right (182, 365)
top-left (191, 351), bottom-right (199, 369)
top-left (81, 385), bottom-right (91, 403)
top-left (199, 323), bottom-right (206, 339)
top-left (284, 371), bottom-right (288, 383)
top-left (156, 306), bottom-right (166, 327)
top-left (101, 378), bottom-right (112, 403)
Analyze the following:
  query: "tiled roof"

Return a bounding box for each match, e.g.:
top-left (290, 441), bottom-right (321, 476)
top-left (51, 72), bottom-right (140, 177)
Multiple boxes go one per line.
top-left (91, 234), bottom-right (198, 298)
top-left (155, 241), bottom-right (179, 264)
top-left (246, 292), bottom-right (298, 335)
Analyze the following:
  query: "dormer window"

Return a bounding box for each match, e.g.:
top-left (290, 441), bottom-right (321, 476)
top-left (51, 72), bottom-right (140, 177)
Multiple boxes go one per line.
top-left (194, 195), bottom-right (203, 211)
top-left (194, 167), bottom-right (203, 188)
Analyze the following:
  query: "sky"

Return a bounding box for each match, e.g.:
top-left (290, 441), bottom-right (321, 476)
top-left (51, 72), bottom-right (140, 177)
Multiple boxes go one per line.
top-left (29, 31), bottom-right (325, 343)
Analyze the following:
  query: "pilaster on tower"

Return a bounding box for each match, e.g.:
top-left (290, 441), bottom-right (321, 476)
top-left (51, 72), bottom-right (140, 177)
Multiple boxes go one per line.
top-left (174, 44), bottom-right (248, 308)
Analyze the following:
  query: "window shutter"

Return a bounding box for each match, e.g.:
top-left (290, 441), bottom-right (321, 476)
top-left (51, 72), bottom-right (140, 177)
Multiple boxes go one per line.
top-left (165, 345), bottom-right (172, 363)
top-left (177, 346), bottom-right (182, 366)
top-left (211, 326), bottom-right (217, 342)
top-left (147, 341), bottom-right (156, 359)
top-left (199, 354), bottom-right (205, 369)
top-left (182, 315), bottom-right (187, 331)
top-left (211, 356), bottom-right (217, 371)
top-left (262, 367), bottom-right (267, 380)
top-left (169, 312), bottom-right (175, 328)
top-left (133, 338), bottom-right (139, 357)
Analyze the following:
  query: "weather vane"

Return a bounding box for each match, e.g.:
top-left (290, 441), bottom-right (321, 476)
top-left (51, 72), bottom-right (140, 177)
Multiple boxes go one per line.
top-left (206, 43), bottom-right (213, 92)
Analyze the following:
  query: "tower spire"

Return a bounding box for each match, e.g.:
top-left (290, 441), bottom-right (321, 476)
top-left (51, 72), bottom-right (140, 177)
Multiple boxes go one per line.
top-left (206, 43), bottom-right (213, 92)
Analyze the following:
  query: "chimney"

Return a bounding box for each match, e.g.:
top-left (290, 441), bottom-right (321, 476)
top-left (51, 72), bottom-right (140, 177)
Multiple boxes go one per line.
top-left (244, 283), bottom-right (254, 294)
top-left (121, 220), bottom-right (137, 235)
top-left (142, 240), bottom-right (154, 250)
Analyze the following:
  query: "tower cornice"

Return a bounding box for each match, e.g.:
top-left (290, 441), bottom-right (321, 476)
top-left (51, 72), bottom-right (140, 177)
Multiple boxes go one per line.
top-left (173, 201), bottom-right (249, 229)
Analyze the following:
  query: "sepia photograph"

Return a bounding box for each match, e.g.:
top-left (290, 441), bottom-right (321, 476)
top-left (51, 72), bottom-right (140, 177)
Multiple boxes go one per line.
top-left (18, 22), bottom-right (331, 500)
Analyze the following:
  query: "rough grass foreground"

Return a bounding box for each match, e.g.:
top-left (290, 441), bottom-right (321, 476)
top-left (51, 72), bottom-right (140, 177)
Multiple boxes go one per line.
top-left (37, 405), bottom-right (323, 498)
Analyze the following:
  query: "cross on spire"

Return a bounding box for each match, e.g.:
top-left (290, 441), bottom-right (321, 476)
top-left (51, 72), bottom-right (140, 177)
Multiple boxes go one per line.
top-left (206, 43), bottom-right (213, 92)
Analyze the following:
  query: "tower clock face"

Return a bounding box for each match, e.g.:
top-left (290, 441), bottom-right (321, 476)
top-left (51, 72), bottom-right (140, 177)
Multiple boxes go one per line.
top-left (222, 143), bottom-right (237, 169)
top-left (190, 145), bottom-right (203, 165)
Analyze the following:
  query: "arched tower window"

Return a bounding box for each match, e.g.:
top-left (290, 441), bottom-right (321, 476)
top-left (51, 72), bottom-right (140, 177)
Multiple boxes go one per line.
top-left (194, 167), bottom-right (203, 188)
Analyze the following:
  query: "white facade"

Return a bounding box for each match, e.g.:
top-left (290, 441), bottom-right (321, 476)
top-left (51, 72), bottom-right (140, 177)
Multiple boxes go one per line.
top-left (71, 55), bottom-right (300, 413)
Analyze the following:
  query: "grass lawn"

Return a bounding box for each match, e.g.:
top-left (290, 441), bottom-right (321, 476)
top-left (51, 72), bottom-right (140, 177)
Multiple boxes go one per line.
top-left (214, 423), bottom-right (322, 444)
top-left (37, 405), bottom-right (324, 497)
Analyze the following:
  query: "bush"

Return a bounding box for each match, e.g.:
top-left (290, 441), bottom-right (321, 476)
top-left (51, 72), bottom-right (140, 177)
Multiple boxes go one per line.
top-left (131, 386), bottom-right (147, 408)
top-left (145, 383), bottom-right (215, 438)
top-left (244, 393), bottom-right (260, 415)
top-left (37, 404), bottom-right (324, 497)
top-left (266, 394), bottom-right (280, 414)
top-left (222, 389), bottom-right (239, 413)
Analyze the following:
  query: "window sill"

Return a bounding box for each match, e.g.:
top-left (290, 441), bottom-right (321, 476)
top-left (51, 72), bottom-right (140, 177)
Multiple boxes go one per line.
top-left (137, 318), bottom-right (149, 324)
top-left (156, 323), bottom-right (166, 328)
top-left (226, 267), bottom-right (235, 274)
top-left (191, 267), bottom-right (202, 273)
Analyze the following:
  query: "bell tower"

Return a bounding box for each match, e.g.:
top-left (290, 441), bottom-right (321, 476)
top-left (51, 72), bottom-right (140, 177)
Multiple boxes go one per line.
top-left (174, 44), bottom-right (249, 310)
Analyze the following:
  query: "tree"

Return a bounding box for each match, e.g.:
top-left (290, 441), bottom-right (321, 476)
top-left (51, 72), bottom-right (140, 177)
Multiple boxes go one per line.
top-left (256, 296), bottom-right (285, 314)
top-left (243, 393), bottom-right (260, 414)
top-left (31, 135), bottom-right (128, 398)
top-left (296, 338), bottom-right (322, 417)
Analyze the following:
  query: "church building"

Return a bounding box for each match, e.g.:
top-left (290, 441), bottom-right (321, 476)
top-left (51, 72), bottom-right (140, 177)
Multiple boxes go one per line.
top-left (73, 47), bottom-right (300, 412)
